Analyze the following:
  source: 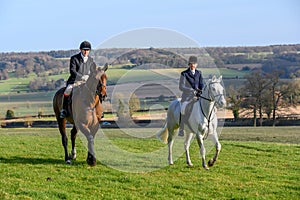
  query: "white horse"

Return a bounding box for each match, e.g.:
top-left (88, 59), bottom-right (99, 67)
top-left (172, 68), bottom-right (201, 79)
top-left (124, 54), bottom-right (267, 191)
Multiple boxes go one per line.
top-left (157, 75), bottom-right (226, 170)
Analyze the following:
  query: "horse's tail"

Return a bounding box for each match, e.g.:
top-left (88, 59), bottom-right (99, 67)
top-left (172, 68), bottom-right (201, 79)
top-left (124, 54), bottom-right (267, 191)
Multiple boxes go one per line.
top-left (156, 121), bottom-right (168, 144)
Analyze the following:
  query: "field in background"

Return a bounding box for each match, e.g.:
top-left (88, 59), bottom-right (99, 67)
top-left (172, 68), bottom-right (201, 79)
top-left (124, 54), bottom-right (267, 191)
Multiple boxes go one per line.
top-left (0, 67), bottom-right (248, 118)
top-left (0, 127), bottom-right (299, 199)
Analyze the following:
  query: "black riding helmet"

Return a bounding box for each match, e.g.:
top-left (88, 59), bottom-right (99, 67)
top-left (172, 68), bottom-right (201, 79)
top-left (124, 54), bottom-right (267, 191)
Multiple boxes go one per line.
top-left (80, 41), bottom-right (91, 50)
top-left (188, 56), bottom-right (197, 64)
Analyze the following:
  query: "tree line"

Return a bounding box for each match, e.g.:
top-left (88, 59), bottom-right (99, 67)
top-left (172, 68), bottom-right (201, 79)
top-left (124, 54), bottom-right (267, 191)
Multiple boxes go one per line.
top-left (227, 70), bottom-right (300, 126)
top-left (0, 44), bottom-right (299, 90)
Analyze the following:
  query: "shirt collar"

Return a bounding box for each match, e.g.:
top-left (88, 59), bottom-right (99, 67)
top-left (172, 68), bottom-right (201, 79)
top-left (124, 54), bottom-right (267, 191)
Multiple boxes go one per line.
top-left (81, 53), bottom-right (88, 63)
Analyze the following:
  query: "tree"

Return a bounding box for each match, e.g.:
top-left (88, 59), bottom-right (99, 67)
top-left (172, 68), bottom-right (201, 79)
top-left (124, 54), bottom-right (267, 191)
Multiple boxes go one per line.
top-left (242, 70), bottom-right (271, 126)
top-left (227, 85), bottom-right (242, 121)
top-left (15, 64), bottom-right (27, 78)
top-left (265, 70), bottom-right (287, 126)
top-left (129, 93), bottom-right (140, 117)
top-left (6, 109), bottom-right (15, 119)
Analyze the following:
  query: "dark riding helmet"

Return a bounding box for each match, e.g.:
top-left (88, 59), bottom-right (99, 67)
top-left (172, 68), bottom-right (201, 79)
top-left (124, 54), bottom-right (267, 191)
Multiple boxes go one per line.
top-left (79, 41), bottom-right (91, 50)
top-left (188, 56), bottom-right (197, 64)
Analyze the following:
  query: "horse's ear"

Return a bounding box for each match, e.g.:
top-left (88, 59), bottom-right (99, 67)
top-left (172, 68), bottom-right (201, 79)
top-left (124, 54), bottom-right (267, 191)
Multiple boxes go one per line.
top-left (212, 75), bottom-right (216, 81)
top-left (219, 75), bottom-right (222, 81)
top-left (101, 63), bottom-right (108, 72)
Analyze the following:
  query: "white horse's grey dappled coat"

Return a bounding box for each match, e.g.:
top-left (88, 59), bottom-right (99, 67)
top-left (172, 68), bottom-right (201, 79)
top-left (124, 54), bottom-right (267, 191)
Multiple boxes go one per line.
top-left (157, 75), bottom-right (226, 170)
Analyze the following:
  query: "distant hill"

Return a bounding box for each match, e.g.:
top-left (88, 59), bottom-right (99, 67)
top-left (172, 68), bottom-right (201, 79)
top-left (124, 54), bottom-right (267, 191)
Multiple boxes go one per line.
top-left (1, 44), bottom-right (300, 79)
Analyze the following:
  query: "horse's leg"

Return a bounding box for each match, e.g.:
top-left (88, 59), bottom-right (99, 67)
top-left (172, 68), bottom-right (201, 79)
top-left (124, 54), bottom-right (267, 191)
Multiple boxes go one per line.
top-left (208, 130), bottom-right (221, 167)
top-left (58, 118), bottom-right (70, 164)
top-left (168, 128), bottom-right (175, 165)
top-left (78, 123), bottom-right (97, 166)
top-left (184, 132), bottom-right (194, 167)
top-left (70, 126), bottom-right (77, 160)
top-left (86, 134), bottom-right (96, 166)
top-left (195, 133), bottom-right (209, 170)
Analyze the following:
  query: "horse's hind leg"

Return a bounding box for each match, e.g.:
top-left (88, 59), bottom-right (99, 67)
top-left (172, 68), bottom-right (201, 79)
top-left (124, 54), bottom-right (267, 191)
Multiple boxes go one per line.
top-left (184, 132), bottom-right (194, 166)
top-left (196, 133), bottom-right (209, 170)
top-left (168, 129), bottom-right (175, 165)
top-left (70, 126), bottom-right (77, 160)
top-left (58, 119), bottom-right (70, 164)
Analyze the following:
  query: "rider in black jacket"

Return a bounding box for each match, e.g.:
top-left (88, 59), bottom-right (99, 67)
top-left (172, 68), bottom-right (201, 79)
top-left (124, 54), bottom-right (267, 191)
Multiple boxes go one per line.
top-left (60, 41), bottom-right (95, 118)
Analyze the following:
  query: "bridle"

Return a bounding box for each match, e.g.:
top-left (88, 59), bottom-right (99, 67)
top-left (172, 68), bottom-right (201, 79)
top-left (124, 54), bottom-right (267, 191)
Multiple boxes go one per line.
top-left (96, 75), bottom-right (107, 103)
top-left (198, 81), bottom-right (224, 139)
top-left (79, 73), bottom-right (107, 103)
top-left (200, 81), bottom-right (224, 104)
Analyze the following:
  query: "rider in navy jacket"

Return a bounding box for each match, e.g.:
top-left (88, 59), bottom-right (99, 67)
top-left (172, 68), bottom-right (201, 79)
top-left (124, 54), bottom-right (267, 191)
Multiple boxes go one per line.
top-left (178, 56), bottom-right (204, 136)
top-left (179, 56), bottom-right (204, 101)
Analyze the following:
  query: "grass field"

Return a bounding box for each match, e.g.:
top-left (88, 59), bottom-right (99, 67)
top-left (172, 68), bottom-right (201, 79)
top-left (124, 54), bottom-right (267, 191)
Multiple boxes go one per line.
top-left (0, 67), bottom-right (249, 118)
top-left (0, 127), bottom-right (299, 199)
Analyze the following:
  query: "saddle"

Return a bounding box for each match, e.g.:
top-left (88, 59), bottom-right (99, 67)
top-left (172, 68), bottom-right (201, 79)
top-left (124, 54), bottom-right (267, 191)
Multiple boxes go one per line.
top-left (180, 99), bottom-right (197, 124)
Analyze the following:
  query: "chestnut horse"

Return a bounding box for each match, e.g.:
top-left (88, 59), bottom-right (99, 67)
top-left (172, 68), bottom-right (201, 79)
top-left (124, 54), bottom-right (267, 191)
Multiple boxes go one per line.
top-left (53, 63), bottom-right (108, 166)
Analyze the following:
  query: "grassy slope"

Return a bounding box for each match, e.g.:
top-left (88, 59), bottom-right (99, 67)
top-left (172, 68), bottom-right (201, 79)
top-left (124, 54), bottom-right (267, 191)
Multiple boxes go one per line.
top-left (0, 68), bottom-right (248, 94)
top-left (0, 127), bottom-right (299, 199)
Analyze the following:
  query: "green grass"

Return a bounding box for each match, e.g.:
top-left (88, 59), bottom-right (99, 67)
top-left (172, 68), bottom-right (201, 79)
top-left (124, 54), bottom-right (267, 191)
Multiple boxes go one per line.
top-left (0, 67), bottom-right (249, 94)
top-left (0, 92), bottom-right (56, 117)
top-left (0, 73), bottom-right (68, 94)
top-left (0, 127), bottom-right (299, 199)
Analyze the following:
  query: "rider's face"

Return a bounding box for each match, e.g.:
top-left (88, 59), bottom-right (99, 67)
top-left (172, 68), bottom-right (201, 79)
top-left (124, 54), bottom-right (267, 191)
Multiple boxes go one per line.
top-left (189, 63), bottom-right (197, 70)
top-left (81, 49), bottom-right (90, 57)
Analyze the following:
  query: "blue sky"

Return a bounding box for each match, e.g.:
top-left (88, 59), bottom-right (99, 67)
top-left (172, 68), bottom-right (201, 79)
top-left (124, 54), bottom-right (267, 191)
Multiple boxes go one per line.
top-left (0, 0), bottom-right (299, 52)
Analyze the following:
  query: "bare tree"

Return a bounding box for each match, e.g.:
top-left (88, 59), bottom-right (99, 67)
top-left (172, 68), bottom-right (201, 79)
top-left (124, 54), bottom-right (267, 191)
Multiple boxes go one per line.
top-left (242, 70), bottom-right (271, 126)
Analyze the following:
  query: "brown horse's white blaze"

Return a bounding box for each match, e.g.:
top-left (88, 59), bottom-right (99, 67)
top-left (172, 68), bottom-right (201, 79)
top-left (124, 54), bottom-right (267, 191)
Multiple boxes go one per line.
top-left (53, 63), bottom-right (108, 166)
top-left (157, 75), bottom-right (226, 170)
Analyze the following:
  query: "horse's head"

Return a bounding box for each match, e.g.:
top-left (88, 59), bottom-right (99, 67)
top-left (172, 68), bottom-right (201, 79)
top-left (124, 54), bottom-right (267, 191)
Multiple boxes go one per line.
top-left (207, 75), bottom-right (226, 108)
top-left (96, 64), bottom-right (108, 102)
top-left (85, 63), bottom-right (108, 102)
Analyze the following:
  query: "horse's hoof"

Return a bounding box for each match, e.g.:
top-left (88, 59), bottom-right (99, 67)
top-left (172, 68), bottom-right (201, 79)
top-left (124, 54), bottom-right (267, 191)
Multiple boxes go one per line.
top-left (187, 163), bottom-right (193, 167)
top-left (203, 166), bottom-right (209, 170)
top-left (87, 153), bottom-right (96, 166)
top-left (87, 160), bottom-right (96, 167)
top-left (69, 154), bottom-right (76, 160)
top-left (66, 160), bottom-right (72, 165)
top-left (169, 162), bottom-right (174, 165)
top-left (208, 159), bottom-right (215, 167)
top-left (86, 157), bottom-right (96, 166)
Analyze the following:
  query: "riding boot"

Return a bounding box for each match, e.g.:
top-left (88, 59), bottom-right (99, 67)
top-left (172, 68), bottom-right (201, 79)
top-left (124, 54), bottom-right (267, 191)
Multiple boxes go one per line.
top-left (178, 114), bottom-right (185, 137)
top-left (60, 95), bottom-right (69, 118)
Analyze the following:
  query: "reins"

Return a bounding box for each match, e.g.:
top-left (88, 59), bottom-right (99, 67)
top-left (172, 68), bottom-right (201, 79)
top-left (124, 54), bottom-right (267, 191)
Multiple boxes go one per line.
top-left (198, 82), bottom-right (224, 139)
top-left (77, 73), bottom-right (106, 110)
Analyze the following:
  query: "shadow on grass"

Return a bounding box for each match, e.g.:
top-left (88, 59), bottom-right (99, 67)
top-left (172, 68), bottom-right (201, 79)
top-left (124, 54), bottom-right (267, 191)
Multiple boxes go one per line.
top-left (227, 143), bottom-right (282, 153)
top-left (0, 156), bottom-right (66, 165)
top-left (0, 156), bottom-right (95, 166)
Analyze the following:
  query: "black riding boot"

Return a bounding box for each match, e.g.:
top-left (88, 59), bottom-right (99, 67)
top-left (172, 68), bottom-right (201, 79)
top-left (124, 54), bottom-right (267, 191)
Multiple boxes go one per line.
top-left (60, 95), bottom-right (69, 118)
top-left (178, 114), bottom-right (185, 137)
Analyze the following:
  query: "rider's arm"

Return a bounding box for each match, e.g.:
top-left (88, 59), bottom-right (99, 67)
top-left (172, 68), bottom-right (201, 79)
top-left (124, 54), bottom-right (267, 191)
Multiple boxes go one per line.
top-left (70, 56), bottom-right (87, 81)
top-left (69, 56), bottom-right (82, 80)
top-left (198, 72), bottom-right (204, 91)
top-left (179, 72), bottom-right (194, 93)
